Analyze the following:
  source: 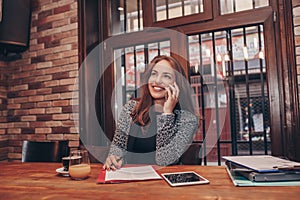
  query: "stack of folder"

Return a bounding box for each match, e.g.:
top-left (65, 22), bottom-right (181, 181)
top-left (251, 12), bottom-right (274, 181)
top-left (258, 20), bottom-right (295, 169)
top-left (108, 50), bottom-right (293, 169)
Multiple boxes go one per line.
top-left (223, 155), bottom-right (300, 186)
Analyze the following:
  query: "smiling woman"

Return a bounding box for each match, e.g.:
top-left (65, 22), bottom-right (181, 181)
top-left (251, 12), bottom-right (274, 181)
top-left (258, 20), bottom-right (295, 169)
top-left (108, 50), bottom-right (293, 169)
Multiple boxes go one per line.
top-left (103, 55), bottom-right (199, 170)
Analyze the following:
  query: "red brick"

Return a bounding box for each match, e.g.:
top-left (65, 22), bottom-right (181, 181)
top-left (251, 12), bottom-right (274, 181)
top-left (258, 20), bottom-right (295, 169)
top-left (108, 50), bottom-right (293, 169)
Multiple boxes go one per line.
top-left (14, 109), bottom-right (30, 116)
top-left (7, 104), bottom-right (21, 109)
top-left (52, 100), bottom-right (69, 107)
top-left (37, 101), bottom-right (52, 108)
top-left (29, 108), bottom-right (46, 115)
top-left (38, 9), bottom-right (53, 19)
top-left (21, 103), bottom-right (36, 109)
top-left (45, 121), bottom-right (62, 127)
top-left (63, 134), bottom-right (79, 140)
top-left (61, 92), bottom-right (74, 99)
top-left (52, 85), bottom-right (70, 93)
top-left (35, 128), bottom-right (52, 134)
top-left (7, 128), bottom-right (21, 134)
top-left (47, 134), bottom-right (64, 140)
top-left (37, 22), bottom-right (53, 32)
top-left (12, 122), bottom-right (30, 128)
top-left (65, 105), bottom-right (78, 113)
top-left (53, 114), bottom-right (69, 120)
top-left (38, 35), bottom-right (52, 44)
top-left (60, 78), bottom-right (76, 85)
top-left (45, 94), bottom-right (61, 101)
top-left (46, 107), bottom-right (62, 114)
top-left (21, 116), bottom-right (37, 122)
top-left (68, 140), bottom-right (80, 148)
top-left (19, 90), bottom-right (37, 97)
top-left (21, 128), bottom-right (35, 134)
top-left (54, 5), bottom-right (71, 14)
top-left (30, 121), bottom-right (47, 128)
top-left (28, 95), bottom-right (45, 102)
top-left (36, 88), bottom-right (52, 95)
top-left (52, 127), bottom-right (70, 133)
top-left (44, 80), bottom-right (60, 87)
top-left (52, 58), bottom-right (69, 67)
top-left (61, 120), bottom-right (76, 127)
top-left (36, 115), bottom-right (53, 121)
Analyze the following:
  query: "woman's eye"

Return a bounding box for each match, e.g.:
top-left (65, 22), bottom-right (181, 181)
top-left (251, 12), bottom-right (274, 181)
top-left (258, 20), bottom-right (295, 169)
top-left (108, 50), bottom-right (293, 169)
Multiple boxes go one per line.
top-left (150, 71), bottom-right (157, 77)
top-left (164, 75), bottom-right (171, 79)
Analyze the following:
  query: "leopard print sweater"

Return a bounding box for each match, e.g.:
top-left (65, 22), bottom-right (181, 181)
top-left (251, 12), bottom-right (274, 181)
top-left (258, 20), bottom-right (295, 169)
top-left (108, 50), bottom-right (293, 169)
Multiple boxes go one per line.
top-left (108, 100), bottom-right (199, 166)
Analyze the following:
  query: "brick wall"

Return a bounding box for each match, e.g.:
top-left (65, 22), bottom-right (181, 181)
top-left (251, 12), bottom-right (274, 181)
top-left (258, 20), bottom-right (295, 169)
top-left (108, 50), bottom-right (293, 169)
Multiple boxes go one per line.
top-left (0, 61), bottom-right (9, 161)
top-left (293, 0), bottom-right (300, 104)
top-left (0, 0), bottom-right (79, 161)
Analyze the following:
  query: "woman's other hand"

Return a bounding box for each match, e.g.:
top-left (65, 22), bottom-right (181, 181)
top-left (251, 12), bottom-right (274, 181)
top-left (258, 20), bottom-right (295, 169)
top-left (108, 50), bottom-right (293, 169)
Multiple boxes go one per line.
top-left (103, 155), bottom-right (123, 171)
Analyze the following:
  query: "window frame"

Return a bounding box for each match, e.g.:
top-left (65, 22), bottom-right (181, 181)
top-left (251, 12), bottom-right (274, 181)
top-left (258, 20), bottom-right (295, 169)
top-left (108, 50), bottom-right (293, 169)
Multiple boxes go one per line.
top-left (143, 0), bottom-right (213, 28)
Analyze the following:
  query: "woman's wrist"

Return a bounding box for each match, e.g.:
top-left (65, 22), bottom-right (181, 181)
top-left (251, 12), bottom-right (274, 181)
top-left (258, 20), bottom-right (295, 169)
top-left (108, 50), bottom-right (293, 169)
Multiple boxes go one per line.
top-left (163, 107), bottom-right (174, 114)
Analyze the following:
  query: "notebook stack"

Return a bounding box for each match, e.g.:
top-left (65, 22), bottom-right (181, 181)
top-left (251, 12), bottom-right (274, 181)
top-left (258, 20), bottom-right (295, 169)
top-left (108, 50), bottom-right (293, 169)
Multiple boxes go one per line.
top-left (223, 155), bottom-right (300, 186)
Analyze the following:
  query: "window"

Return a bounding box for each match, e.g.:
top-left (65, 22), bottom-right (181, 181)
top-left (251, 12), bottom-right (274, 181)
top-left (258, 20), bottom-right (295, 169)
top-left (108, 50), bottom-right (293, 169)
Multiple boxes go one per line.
top-left (155, 0), bottom-right (204, 21)
top-left (188, 25), bottom-right (270, 164)
top-left (111, 0), bottom-right (143, 35)
top-left (219, 0), bottom-right (269, 15)
top-left (110, 0), bottom-right (213, 34)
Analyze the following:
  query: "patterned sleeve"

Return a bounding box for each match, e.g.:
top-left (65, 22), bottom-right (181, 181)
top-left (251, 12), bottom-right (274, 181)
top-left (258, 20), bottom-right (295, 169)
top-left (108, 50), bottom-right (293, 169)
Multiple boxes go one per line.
top-left (108, 100), bottom-right (137, 158)
top-left (155, 110), bottom-right (198, 166)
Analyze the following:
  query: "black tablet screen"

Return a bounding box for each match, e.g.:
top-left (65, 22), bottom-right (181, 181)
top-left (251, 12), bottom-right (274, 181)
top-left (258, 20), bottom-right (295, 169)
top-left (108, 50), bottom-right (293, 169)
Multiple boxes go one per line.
top-left (163, 172), bottom-right (203, 184)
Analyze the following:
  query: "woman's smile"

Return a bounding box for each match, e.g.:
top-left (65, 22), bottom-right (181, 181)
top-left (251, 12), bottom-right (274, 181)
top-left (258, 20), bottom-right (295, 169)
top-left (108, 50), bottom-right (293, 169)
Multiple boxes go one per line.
top-left (149, 84), bottom-right (167, 100)
top-left (152, 85), bottom-right (166, 92)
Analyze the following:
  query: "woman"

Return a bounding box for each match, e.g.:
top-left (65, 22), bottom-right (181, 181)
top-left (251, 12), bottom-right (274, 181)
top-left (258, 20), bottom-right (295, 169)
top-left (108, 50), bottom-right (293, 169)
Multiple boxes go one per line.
top-left (103, 55), bottom-right (199, 170)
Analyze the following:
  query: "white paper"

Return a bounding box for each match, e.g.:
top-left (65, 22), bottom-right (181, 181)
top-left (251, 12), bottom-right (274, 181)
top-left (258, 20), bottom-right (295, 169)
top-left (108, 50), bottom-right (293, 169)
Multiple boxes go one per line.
top-left (105, 165), bottom-right (162, 181)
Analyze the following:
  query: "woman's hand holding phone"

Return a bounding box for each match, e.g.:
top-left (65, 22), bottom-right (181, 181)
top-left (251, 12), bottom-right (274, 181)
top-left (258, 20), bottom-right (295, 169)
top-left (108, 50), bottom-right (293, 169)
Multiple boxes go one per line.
top-left (163, 82), bottom-right (180, 114)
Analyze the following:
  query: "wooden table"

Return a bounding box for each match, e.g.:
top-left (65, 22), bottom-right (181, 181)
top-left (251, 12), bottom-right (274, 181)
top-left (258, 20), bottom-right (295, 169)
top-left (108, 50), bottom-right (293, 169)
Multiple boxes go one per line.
top-left (0, 162), bottom-right (299, 199)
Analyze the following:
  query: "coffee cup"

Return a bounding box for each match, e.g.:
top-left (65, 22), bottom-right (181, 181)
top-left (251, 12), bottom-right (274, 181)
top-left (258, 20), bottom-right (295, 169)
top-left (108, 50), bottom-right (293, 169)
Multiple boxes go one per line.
top-left (62, 156), bottom-right (71, 171)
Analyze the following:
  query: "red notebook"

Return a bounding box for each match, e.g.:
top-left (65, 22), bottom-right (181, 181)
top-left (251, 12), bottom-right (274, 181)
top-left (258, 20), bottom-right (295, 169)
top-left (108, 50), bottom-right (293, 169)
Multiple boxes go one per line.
top-left (97, 165), bottom-right (162, 184)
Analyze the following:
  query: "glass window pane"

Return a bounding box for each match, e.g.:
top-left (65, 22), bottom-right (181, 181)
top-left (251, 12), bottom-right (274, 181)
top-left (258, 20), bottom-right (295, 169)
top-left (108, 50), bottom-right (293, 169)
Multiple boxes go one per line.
top-left (219, 0), bottom-right (269, 15)
top-left (219, 0), bottom-right (234, 15)
top-left (184, 0), bottom-right (202, 15)
top-left (111, 0), bottom-right (143, 36)
top-left (169, 0), bottom-right (183, 19)
top-left (236, 0), bottom-right (253, 12)
top-left (255, 0), bottom-right (269, 8)
top-left (155, 0), bottom-right (204, 21)
top-left (156, 0), bottom-right (167, 21)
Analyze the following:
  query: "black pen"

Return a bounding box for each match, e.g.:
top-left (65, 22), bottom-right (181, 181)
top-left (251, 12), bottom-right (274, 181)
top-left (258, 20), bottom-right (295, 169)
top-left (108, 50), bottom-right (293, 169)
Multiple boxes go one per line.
top-left (110, 157), bottom-right (123, 168)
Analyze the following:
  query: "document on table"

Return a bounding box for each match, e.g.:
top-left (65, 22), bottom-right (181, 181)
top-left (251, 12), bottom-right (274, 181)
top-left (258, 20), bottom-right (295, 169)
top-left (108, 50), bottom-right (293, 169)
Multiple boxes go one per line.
top-left (105, 165), bottom-right (162, 181)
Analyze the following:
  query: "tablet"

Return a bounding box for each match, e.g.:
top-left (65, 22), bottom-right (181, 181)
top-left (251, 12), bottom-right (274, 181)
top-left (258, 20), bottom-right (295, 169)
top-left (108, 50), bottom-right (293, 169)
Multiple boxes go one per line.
top-left (161, 171), bottom-right (209, 187)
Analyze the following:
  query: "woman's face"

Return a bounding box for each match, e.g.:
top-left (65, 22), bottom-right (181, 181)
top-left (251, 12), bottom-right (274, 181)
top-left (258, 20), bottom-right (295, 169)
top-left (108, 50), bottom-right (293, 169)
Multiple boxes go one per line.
top-left (148, 59), bottom-right (176, 100)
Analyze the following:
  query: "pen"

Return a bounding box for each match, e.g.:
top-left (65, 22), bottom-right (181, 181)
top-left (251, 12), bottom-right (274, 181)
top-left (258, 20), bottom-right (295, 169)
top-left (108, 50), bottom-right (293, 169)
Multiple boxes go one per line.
top-left (110, 157), bottom-right (123, 168)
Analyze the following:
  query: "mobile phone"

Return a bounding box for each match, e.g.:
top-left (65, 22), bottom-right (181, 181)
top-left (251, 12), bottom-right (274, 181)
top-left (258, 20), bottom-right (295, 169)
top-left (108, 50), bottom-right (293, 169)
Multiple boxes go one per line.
top-left (161, 171), bottom-right (209, 187)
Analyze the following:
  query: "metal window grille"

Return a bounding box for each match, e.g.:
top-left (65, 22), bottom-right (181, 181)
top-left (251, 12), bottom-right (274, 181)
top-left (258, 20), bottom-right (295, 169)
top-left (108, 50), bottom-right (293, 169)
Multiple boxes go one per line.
top-left (188, 24), bottom-right (271, 166)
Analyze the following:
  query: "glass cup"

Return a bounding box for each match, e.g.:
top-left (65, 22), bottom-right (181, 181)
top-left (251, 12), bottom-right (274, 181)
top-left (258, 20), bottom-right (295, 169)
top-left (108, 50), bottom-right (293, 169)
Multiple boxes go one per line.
top-left (62, 156), bottom-right (71, 172)
top-left (68, 150), bottom-right (91, 180)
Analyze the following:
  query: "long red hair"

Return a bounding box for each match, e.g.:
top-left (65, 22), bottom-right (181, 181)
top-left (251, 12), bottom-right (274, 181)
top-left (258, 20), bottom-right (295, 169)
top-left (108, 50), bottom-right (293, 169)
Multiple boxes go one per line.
top-left (131, 55), bottom-right (198, 126)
